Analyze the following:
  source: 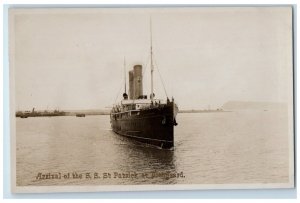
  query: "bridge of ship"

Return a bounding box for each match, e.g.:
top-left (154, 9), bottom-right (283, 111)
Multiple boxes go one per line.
top-left (111, 99), bottom-right (168, 115)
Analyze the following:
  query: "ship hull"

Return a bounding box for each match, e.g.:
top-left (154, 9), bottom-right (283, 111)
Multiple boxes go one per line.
top-left (110, 102), bottom-right (175, 149)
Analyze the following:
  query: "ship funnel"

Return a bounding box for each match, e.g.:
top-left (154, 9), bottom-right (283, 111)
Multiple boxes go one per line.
top-left (133, 65), bottom-right (143, 99)
top-left (128, 70), bottom-right (134, 99)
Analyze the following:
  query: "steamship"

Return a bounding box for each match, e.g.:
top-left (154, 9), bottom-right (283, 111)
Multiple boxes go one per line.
top-left (110, 23), bottom-right (178, 149)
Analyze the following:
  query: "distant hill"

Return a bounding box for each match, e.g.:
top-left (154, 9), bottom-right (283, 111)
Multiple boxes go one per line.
top-left (222, 101), bottom-right (286, 111)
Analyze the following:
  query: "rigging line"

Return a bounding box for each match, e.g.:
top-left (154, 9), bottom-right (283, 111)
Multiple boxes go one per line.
top-left (114, 81), bottom-right (123, 104)
top-left (153, 56), bottom-right (168, 98)
top-left (142, 54), bottom-right (151, 78)
top-left (114, 63), bottom-right (126, 104)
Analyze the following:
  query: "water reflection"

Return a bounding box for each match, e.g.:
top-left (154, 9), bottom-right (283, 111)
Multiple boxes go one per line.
top-left (113, 135), bottom-right (178, 184)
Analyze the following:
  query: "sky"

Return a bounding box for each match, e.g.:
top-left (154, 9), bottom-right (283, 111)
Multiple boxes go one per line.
top-left (10, 7), bottom-right (293, 110)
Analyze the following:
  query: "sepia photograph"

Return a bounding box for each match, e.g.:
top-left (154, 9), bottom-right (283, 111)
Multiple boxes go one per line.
top-left (9, 6), bottom-right (294, 193)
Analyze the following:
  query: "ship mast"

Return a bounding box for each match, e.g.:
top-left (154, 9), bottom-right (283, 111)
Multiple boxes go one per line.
top-left (122, 56), bottom-right (128, 100)
top-left (150, 18), bottom-right (154, 102)
top-left (124, 57), bottom-right (126, 94)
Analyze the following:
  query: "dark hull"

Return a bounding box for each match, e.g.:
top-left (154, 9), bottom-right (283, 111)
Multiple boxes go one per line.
top-left (110, 102), bottom-right (175, 149)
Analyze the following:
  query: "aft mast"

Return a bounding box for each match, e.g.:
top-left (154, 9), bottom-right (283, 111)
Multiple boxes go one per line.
top-left (123, 57), bottom-right (128, 100)
top-left (150, 18), bottom-right (154, 102)
top-left (124, 57), bottom-right (126, 94)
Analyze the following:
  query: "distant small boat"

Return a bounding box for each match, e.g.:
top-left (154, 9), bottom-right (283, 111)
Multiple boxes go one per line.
top-left (76, 114), bottom-right (85, 117)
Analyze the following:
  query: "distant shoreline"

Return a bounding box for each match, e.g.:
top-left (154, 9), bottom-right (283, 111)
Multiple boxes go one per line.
top-left (17, 100), bottom-right (285, 118)
top-left (16, 109), bottom-right (230, 118)
top-left (179, 110), bottom-right (225, 113)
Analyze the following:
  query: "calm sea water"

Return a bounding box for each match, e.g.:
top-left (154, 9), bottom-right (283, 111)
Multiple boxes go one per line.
top-left (16, 110), bottom-right (290, 186)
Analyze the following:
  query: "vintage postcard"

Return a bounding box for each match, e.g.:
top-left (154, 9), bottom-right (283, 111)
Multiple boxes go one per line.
top-left (9, 6), bottom-right (294, 193)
